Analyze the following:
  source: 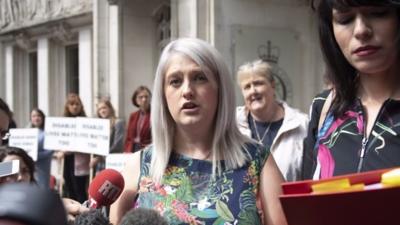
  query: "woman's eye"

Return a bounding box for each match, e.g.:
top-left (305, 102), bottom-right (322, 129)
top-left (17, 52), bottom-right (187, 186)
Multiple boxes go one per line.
top-left (369, 9), bottom-right (390, 18)
top-left (334, 15), bottom-right (353, 25)
top-left (194, 73), bottom-right (208, 82)
top-left (169, 78), bottom-right (181, 86)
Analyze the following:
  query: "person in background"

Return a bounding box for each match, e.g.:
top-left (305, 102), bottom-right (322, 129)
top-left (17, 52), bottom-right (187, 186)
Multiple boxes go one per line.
top-left (0, 146), bottom-right (36, 184)
top-left (90, 99), bottom-right (125, 174)
top-left (110, 38), bottom-right (287, 225)
top-left (55, 93), bottom-right (89, 203)
top-left (303, 0), bottom-right (400, 179)
top-left (0, 98), bottom-right (12, 146)
top-left (29, 108), bottom-right (53, 189)
top-left (236, 59), bottom-right (309, 182)
top-left (124, 86), bottom-right (152, 153)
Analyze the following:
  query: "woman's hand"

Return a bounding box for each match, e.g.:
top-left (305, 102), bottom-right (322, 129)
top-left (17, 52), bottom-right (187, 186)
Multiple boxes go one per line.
top-left (90, 156), bottom-right (101, 169)
top-left (54, 151), bottom-right (65, 160)
top-left (63, 197), bottom-right (89, 223)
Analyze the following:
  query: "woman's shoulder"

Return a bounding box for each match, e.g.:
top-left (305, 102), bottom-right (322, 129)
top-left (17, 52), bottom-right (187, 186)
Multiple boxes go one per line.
top-left (114, 119), bottom-right (125, 127)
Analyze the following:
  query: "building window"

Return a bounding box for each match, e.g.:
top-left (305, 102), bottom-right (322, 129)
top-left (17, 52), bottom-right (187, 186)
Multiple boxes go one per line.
top-left (65, 44), bottom-right (79, 94)
top-left (29, 51), bottom-right (38, 109)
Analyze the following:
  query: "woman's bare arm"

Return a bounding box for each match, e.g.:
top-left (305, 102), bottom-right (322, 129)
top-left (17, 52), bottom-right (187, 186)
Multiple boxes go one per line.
top-left (260, 155), bottom-right (288, 225)
top-left (109, 152), bottom-right (142, 225)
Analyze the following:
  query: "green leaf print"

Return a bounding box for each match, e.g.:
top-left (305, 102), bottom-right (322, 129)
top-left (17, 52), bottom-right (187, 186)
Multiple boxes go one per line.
top-left (175, 176), bottom-right (195, 203)
top-left (238, 209), bottom-right (261, 225)
top-left (239, 189), bottom-right (257, 210)
top-left (216, 200), bottom-right (234, 222)
top-left (191, 208), bottom-right (218, 219)
top-left (212, 217), bottom-right (226, 225)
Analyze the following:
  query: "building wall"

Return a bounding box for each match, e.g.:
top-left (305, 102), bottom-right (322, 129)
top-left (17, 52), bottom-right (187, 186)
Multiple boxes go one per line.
top-left (120, 0), bottom-right (167, 120)
top-left (214, 0), bottom-right (325, 112)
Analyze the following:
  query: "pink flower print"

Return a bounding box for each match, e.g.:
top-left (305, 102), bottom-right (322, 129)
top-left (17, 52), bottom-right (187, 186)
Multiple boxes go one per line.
top-left (345, 111), bottom-right (364, 134)
top-left (322, 110), bottom-right (363, 139)
top-left (155, 186), bottom-right (167, 196)
top-left (139, 177), bottom-right (154, 193)
top-left (171, 200), bottom-right (201, 224)
top-left (155, 202), bottom-right (165, 215)
top-left (318, 144), bottom-right (335, 178)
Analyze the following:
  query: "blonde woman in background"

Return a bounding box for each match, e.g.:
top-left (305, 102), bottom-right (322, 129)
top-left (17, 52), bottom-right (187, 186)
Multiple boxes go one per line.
top-left (55, 93), bottom-right (89, 203)
top-left (90, 99), bottom-right (125, 174)
top-left (236, 60), bottom-right (308, 182)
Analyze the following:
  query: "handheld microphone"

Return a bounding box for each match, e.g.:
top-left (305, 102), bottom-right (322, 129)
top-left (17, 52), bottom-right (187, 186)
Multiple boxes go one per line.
top-left (86, 169), bottom-right (125, 209)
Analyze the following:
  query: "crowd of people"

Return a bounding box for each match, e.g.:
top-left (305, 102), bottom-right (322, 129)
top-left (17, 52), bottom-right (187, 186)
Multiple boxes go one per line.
top-left (1, 0), bottom-right (400, 224)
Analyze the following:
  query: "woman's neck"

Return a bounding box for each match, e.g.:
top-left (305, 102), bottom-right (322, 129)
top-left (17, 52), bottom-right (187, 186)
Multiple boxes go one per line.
top-left (173, 127), bottom-right (213, 159)
top-left (359, 68), bottom-right (400, 103)
top-left (251, 100), bottom-right (284, 123)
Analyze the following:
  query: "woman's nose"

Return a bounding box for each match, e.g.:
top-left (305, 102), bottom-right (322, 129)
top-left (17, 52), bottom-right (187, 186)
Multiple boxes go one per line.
top-left (182, 80), bottom-right (194, 99)
top-left (354, 15), bottom-right (373, 40)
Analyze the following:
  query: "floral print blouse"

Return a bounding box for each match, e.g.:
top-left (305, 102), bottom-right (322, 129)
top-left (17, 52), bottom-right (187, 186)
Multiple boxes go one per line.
top-left (303, 90), bottom-right (400, 179)
top-left (135, 143), bottom-right (269, 225)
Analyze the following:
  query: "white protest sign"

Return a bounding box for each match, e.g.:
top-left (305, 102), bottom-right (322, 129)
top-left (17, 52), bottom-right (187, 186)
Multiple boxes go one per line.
top-left (44, 117), bottom-right (77, 151)
top-left (106, 153), bottom-right (129, 173)
top-left (8, 128), bottom-right (39, 161)
top-left (76, 117), bottom-right (110, 156)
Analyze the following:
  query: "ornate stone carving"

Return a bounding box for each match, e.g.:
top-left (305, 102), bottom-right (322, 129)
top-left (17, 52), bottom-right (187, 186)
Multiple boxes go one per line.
top-left (50, 23), bottom-right (74, 44)
top-left (15, 32), bottom-right (33, 50)
top-left (0, 0), bottom-right (92, 32)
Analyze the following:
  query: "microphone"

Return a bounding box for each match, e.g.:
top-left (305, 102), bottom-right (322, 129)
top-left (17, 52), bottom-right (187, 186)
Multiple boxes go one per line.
top-left (85, 169), bottom-right (125, 209)
top-left (74, 208), bottom-right (111, 225)
top-left (119, 208), bottom-right (168, 225)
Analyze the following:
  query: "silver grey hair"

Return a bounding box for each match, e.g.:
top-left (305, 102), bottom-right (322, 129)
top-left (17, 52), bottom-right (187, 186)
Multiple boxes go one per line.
top-left (237, 59), bottom-right (275, 85)
top-left (150, 38), bottom-right (251, 182)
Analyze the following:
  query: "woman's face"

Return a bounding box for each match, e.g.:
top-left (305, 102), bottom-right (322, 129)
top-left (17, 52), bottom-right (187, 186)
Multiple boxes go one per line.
top-left (164, 53), bottom-right (218, 130)
top-left (239, 73), bottom-right (275, 114)
top-left (136, 90), bottom-right (151, 111)
top-left (30, 110), bottom-right (43, 128)
top-left (1, 154), bottom-right (31, 183)
top-left (67, 101), bottom-right (82, 116)
top-left (97, 102), bottom-right (111, 118)
top-left (332, 6), bottom-right (399, 75)
top-left (0, 109), bottom-right (10, 146)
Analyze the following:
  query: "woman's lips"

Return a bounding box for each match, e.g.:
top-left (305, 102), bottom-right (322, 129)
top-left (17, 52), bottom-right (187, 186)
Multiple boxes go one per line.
top-left (352, 45), bottom-right (380, 57)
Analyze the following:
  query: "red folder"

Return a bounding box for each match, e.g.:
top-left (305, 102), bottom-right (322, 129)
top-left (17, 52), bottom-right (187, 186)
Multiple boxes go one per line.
top-left (279, 168), bottom-right (400, 225)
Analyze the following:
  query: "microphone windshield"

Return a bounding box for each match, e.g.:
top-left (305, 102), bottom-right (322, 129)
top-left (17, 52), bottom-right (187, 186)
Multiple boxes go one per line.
top-left (88, 169), bottom-right (124, 207)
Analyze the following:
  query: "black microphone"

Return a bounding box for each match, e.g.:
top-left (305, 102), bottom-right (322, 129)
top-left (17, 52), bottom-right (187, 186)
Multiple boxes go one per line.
top-left (119, 208), bottom-right (168, 225)
top-left (74, 209), bottom-right (111, 225)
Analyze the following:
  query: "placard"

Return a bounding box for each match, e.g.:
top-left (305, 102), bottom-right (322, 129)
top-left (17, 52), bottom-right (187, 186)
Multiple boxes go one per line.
top-left (106, 153), bottom-right (128, 172)
top-left (76, 117), bottom-right (110, 156)
top-left (44, 117), bottom-right (110, 156)
top-left (44, 117), bottom-right (77, 151)
top-left (8, 128), bottom-right (39, 161)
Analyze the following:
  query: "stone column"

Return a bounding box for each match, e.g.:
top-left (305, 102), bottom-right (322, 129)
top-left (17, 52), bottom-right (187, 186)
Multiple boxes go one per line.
top-left (37, 38), bottom-right (50, 115)
top-left (79, 28), bottom-right (93, 116)
top-left (5, 45), bottom-right (14, 110)
top-left (108, 3), bottom-right (121, 116)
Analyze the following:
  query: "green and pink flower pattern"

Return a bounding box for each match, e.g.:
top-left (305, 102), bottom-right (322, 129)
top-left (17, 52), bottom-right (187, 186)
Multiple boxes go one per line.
top-left (136, 144), bottom-right (269, 225)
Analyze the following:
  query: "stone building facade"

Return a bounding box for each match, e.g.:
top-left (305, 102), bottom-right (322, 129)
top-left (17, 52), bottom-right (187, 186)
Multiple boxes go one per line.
top-left (0, 0), bottom-right (323, 126)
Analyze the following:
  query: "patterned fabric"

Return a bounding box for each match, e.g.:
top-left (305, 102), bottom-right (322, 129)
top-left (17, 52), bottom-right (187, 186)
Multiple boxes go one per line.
top-left (305, 91), bottom-right (400, 179)
top-left (136, 143), bottom-right (270, 225)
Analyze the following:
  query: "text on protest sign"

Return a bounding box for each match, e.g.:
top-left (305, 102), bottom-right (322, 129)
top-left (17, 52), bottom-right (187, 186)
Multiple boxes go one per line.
top-left (8, 128), bottom-right (39, 161)
top-left (44, 117), bottom-right (110, 156)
